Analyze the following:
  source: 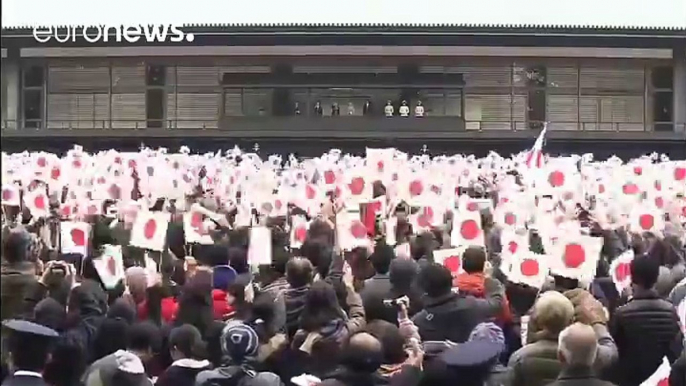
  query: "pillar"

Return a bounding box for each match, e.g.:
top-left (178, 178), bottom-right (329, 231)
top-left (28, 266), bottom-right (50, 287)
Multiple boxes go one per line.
top-left (674, 47), bottom-right (686, 133)
top-left (3, 48), bottom-right (21, 130)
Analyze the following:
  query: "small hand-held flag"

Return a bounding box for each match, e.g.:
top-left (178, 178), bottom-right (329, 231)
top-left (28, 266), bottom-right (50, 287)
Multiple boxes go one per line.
top-left (525, 123), bottom-right (548, 169)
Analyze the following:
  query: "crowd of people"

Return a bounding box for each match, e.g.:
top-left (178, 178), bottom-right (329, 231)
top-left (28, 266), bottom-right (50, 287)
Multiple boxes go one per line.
top-left (0, 146), bottom-right (685, 386)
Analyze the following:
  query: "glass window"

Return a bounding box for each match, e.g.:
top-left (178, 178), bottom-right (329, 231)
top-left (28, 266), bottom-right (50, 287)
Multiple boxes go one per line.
top-left (146, 65), bottom-right (166, 87)
top-left (445, 91), bottom-right (463, 117)
top-left (23, 66), bottom-right (44, 88)
top-left (651, 67), bottom-right (673, 90)
top-left (146, 89), bottom-right (165, 128)
top-left (23, 89), bottom-right (42, 127)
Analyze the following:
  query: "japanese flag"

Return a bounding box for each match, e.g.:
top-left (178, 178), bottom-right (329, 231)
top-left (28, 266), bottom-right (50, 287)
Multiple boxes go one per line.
top-left (411, 206), bottom-right (440, 231)
top-left (60, 221), bottom-right (90, 256)
top-left (504, 251), bottom-right (548, 289)
top-left (434, 248), bottom-right (465, 278)
top-left (403, 174), bottom-right (428, 206)
top-left (183, 211), bottom-right (213, 245)
top-left (500, 230), bottom-right (529, 259)
top-left (550, 235), bottom-right (602, 281)
top-left (495, 204), bottom-right (524, 229)
top-left (290, 216), bottom-right (310, 249)
top-left (248, 226), bottom-right (272, 266)
top-left (93, 244), bottom-right (125, 289)
top-left (451, 209), bottom-right (485, 248)
top-left (336, 212), bottom-right (369, 251)
top-left (1, 184), bottom-right (20, 206)
top-left (610, 249), bottom-right (635, 294)
top-left (639, 357), bottom-right (671, 386)
top-left (130, 211), bottom-right (170, 252)
top-left (344, 170), bottom-right (372, 205)
top-left (630, 206), bottom-right (665, 235)
top-left (23, 189), bottom-right (50, 218)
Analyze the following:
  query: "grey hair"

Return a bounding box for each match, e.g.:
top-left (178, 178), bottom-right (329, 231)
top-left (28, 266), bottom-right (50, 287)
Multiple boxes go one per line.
top-left (558, 323), bottom-right (597, 367)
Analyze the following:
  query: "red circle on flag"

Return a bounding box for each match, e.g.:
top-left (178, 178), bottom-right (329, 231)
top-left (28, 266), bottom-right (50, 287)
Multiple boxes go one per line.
top-left (34, 195), bottom-right (46, 210)
top-left (675, 167), bottom-right (686, 181)
top-left (70, 228), bottom-right (86, 246)
top-left (598, 184), bottom-right (606, 194)
top-left (87, 205), bottom-right (97, 215)
top-left (654, 180), bottom-right (662, 191)
top-left (107, 257), bottom-right (117, 275)
top-left (622, 183), bottom-right (639, 195)
top-left (467, 202), bottom-right (479, 212)
top-left (633, 166), bottom-right (642, 176)
top-left (324, 170), bottom-right (336, 185)
top-left (638, 214), bottom-right (654, 230)
top-left (143, 219), bottom-right (157, 239)
top-left (295, 226), bottom-right (307, 242)
top-left (305, 185), bottom-right (316, 200)
top-left (50, 167), bottom-right (61, 180)
top-left (508, 241), bottom-right (518, 254)
top-left (615, 262), bottom-right (631, 282)
top-left (72, 159), bottom-right (82, 169)
top-left (349, 177), bottom-right (365, 195)
top-left (1, 189), bottom-right (13, 202)
top-left (409, 180), bottom-right (424, 197)
top-left (655, 197), bottom-right (664, 209)
top-left (377, 161), bottom-right (385, 172)
top-left (563, 243), bottom-right (586, 269)
top-left (504, 213), bottom-right (516, 226)
top-left (521, 259), bottom-right (539, 276)
top-left (351, 222), bottom-right (367, 239)
top-left (548, 171), bottom-right (565, 187)
top-left (37, 157), bottom-right (47, 168)
top-left (460, 219), bottom-right (480, 240)
top-left (275, 200), bottom-right (283, 210)
top-left (443, 255), bottom-right (461, 274)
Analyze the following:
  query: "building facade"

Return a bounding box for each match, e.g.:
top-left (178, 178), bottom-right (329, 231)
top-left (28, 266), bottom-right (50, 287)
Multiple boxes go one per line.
top-left (1, 24), bottom-right (685, 157)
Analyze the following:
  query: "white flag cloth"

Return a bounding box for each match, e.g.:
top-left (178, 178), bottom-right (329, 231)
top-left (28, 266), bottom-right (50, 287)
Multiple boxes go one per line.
top-left (638, 356), bottom-right (671, 386)
top-left (525, 123), bottom-right (548, 169)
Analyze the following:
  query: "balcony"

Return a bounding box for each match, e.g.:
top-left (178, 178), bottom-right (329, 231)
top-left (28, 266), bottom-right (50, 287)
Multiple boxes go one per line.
top-left (2, 118), bottom-right (685, 142)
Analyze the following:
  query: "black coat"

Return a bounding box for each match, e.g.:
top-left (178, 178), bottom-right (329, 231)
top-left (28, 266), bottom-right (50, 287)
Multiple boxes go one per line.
top-left (155, 359), bottom-right (212, 386)
top-left (608, 288), bottom-right (684, 386)
top-left (412, 286), bottom-right (504, 344)
top-left (546, 366), bottom-right (617, 386)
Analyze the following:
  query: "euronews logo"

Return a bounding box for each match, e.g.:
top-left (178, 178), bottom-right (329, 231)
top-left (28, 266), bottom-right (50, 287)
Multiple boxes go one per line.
top-left (33, 25), bottom-right (195, 44)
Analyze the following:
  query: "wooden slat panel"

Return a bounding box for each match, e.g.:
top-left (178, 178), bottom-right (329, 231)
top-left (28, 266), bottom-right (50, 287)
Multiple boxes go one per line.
top-left (465, 94), bottom-right (512, 130)
top-left (580, 65), bottom-right (644, 91)
top-left (176, 93), bottom-right (219, 128)
top-left (458, 66), bottom-right (511, 88)
top-left (48, 66), bottom-right (109, 92)
top-left (548, 66), bottom-right (579, 89)
top-left (175, 67), bottom-right (220, 87)
top-left (223, 89), bottom-right (243, 117)
top-left (111, 93), bottom-right (145, 129)
top-left (548, 95), bottom-right (579, 131)
top-left (111, 65), bottom-right (145, 92)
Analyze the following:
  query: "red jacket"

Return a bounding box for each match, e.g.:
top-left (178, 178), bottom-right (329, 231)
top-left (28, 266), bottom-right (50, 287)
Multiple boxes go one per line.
top-left (136, 289), bottom-right (232, 322)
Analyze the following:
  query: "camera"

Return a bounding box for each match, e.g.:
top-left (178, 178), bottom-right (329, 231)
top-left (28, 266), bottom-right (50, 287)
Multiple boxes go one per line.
top-left (383, 296), bottom-right (409, 308)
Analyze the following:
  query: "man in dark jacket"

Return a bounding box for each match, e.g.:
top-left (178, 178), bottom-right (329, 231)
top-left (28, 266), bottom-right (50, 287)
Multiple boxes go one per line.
top-left (412, 263), bottom-right (504, 343)
top-left (546, 323), bottom-right (617, 386)
top-left (1, 230), bottom-right (37, 322)
top-left (609, 253), bottom-right (684, 386)
top-left (360, 244), bottom-right (394, 323)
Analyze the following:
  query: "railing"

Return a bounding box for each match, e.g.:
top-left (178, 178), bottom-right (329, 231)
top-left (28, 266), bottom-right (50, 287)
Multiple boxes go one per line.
top-left (1, 118), bottom-right (685, 134)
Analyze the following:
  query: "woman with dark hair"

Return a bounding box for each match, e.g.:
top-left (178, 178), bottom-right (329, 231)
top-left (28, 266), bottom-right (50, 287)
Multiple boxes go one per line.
top-left (290, 278), bottom-right (366, 378)
top-left (174, 269), bottom-right (214, 338)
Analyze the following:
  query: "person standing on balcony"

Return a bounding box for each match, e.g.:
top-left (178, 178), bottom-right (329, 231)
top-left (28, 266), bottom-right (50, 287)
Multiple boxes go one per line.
top-left (414, 101), bottom-right (424, 117)
top-left (314, 101), bottom-right (323, 116)
top-left (347, 102), bottom-right (355, 116)
top-left (363, 100), bottom-right (373, 116)
top-left (384, 101), bottom-right (394, 117)
top-left (399, 100), bottom-right (410, 117)
top-left (331, 103), bottom-right (340, 116)
top-left (294, 102), bottom-right (301, 116)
